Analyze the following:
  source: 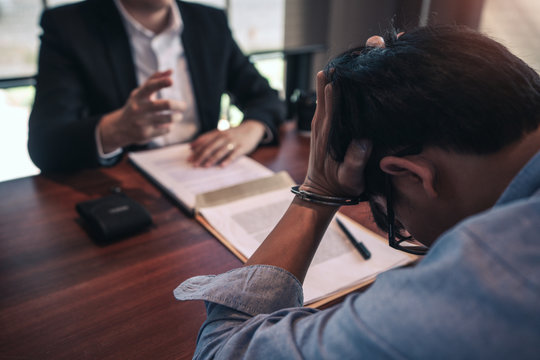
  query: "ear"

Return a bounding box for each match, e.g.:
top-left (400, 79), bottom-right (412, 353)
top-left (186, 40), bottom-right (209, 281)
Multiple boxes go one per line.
top-left (380, 156), bottom-right (438, 198)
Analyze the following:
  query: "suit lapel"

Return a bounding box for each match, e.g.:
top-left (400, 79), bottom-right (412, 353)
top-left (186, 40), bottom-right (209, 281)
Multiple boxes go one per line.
top-left (92, 0), bottom-right (137, 105)
top-left (178, 1), bottom-right (210, 132)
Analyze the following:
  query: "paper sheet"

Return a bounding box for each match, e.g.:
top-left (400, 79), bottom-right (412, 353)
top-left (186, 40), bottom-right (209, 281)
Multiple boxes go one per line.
top-left (198, 187), bottom-right (412, 304)
top-left (128, 143), bottom-right (274, 210)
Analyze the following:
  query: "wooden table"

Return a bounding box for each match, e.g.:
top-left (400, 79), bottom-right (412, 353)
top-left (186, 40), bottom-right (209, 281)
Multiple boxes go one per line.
top-left (0, 124), bottom-right (377, 359)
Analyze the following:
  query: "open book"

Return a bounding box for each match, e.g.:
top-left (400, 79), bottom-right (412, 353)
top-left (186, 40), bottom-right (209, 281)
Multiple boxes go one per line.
top-left (129, 143), bottom-right (274, 213)
top-left (129, 144), bottom-right (414, 306)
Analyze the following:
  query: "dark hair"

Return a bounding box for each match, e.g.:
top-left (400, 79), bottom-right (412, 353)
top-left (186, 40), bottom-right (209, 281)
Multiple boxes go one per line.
top-left (324, 25), bottom-right (540, 234)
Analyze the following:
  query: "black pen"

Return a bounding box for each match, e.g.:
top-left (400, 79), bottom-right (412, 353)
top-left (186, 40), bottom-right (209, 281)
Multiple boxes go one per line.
top-left (336, 218), bottom-right (371, 260)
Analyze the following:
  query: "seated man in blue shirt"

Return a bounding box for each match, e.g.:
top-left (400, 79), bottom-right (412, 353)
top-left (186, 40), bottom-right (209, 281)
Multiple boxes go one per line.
top-left (175, 25), bottom-right (540, 359)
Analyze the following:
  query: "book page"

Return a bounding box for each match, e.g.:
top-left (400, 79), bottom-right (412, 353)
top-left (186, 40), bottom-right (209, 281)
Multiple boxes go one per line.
top-left (128, 143), bottom-right (274, 211)
top-left (195, 171), bottom-right (295, 209)
top-left (198, 188), bottom-right (413, 305)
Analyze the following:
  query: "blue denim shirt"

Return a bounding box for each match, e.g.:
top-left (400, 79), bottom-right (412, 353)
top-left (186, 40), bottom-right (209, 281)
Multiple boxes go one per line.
top-left (174, 151), bottom-right (540, 359)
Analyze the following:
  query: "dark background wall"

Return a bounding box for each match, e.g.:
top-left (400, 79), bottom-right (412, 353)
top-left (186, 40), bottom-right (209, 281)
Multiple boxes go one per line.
top-left (284, 0), bottom-right (485, 93)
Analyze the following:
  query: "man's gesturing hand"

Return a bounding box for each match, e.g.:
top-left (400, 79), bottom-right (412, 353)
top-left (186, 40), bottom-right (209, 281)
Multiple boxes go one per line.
top-left (98, 70), bottom-right (186, 153)
top-left (300, 71), bottom-right (371, 199)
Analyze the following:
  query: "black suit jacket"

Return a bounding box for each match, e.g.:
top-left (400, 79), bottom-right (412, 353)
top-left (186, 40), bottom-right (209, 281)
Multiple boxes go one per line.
top-left (28, 0), bottom-right (284, 172)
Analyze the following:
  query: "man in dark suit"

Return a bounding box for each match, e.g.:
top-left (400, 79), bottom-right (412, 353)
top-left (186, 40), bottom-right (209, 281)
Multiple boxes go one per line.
top-left (28, 0), bottom-right (284, 172)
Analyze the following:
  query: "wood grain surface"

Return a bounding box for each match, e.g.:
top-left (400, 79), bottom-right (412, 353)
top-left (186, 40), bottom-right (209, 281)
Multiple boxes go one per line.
top-left (0, 123), bottom-right (378, 359)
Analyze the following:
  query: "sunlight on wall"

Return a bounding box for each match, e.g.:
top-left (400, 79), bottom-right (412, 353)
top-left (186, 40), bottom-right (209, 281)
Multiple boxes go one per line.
top-left (480, 0), bottom-right (540, 72)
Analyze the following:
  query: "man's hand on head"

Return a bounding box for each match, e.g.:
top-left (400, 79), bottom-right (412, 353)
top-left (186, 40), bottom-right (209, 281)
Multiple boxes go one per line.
top-left (98, 70), bottom-right (186, 153)
top-left (188, 120), bottom-right (266, 168)
top-left (366, 35), bottom-right (386, 48)
top-left (365, 32), bottom-right (404, 48)
top-left (300, 71), bottom-right (372, 199)
top-left (300, 33), bottom-right (399, 198)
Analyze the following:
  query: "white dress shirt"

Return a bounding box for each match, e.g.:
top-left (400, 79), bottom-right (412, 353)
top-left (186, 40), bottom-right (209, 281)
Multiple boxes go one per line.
top-left (99, 0), bottom-right (200, 158)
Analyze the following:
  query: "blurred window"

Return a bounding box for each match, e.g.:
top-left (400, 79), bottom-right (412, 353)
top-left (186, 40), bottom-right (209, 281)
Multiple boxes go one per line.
top-left (227, 0), bottom-right (286, 125)
top-left (0, 0), bottom-right (43, 78)
top-left (0, 0), bottom-right (47, 181)
top-left (0, 86), bottom-right (39, 182)
top-left (228, 0), bottom-right (284, 53)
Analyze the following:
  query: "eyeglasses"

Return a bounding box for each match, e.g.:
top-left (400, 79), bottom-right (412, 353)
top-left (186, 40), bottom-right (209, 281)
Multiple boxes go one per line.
top-left (384, 146), bottom-right (430, 256)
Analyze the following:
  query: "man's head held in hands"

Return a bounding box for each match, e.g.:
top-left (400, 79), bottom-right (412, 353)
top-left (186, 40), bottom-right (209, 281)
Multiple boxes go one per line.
top-left (323, 25), bottom-right (540, 250)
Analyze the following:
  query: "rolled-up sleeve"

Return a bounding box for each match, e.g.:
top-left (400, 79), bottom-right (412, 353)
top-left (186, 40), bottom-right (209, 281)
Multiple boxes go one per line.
top-left (174, 265), bottom-right (316, 359)
top-left (174, 265), bottom-right (304, 315)
top-left (173, 264), bottom-right (400, 359)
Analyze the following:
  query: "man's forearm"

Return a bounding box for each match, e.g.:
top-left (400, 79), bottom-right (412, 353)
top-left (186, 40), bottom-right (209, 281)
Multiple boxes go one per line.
top-left (245, 197), bottom-right (338, 283)
top-left (97, 109), bottom-right (127, 154)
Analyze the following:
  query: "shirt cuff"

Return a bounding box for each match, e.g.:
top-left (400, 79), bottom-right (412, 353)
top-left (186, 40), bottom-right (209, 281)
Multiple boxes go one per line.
top-left (173, 265), bottom-right (303, 316)
top-left (95, 125), bottom-right (122, 160)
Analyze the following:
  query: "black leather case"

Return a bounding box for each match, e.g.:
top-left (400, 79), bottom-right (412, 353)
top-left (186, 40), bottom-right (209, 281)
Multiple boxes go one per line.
top-left (76, 194), bottom-right (153, 241)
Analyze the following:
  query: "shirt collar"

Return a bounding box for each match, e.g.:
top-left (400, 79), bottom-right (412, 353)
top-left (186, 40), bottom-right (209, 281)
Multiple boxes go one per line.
top-left (496, 150), bottom-right (540, 206)
top-left (113, 0), bottom-right (183, 39)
